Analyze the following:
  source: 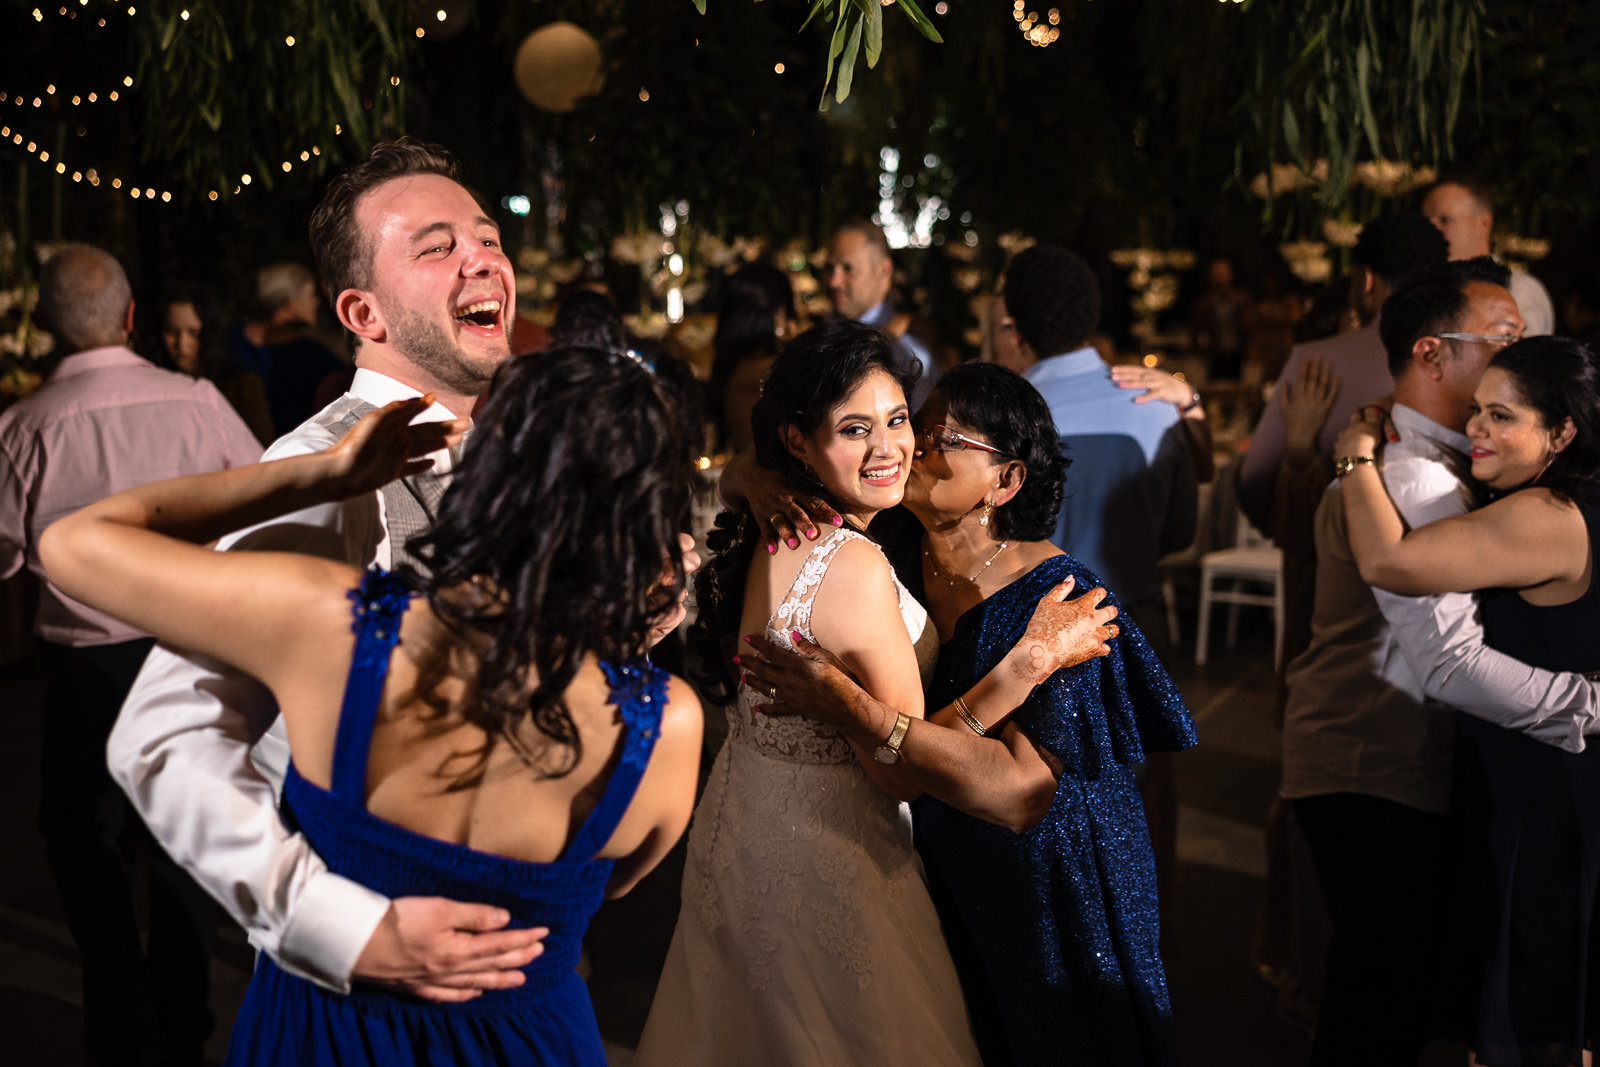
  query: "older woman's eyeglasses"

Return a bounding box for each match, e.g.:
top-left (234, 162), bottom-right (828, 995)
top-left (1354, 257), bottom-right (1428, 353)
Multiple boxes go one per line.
top-left (918, 424), bottom-right (1011, 457)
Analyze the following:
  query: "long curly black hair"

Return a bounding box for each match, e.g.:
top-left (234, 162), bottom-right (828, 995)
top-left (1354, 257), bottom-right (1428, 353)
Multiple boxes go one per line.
top-left (406, 347), bottom-right (694, 783)
top-left (691, 319), bottom-right (915, 702)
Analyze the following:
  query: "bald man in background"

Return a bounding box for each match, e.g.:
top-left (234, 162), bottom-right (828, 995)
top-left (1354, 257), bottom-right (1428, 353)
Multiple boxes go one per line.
top-left (0, 244), bottom-right (261, 1066)
top-left (1422, 172), bottom-right (1553, 336)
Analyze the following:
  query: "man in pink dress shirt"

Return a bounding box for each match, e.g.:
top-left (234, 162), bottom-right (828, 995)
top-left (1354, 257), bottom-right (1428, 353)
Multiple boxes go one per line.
top-left (0, 244), bottom-right (262, 1066)
top-left (1236, 214), bottom-right (1449, 535)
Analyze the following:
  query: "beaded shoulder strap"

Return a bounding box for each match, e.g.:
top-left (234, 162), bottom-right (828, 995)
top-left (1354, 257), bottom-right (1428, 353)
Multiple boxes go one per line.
top-left (560, 657), bottom-right (669, 861)
top-left (329, 567), bottom-right (414, 801)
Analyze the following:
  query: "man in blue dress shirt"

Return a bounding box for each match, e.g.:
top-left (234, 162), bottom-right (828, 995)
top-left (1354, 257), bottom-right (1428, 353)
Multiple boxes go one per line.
top-left (1005, 245), bottom-right (1199, 612)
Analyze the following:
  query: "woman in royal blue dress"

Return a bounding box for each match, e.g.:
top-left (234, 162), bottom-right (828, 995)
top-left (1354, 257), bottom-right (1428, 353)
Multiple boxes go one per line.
top-left (38, 348), bottom-right (704, 1066)
top-left (1335, 336), bottom-right (1600, 1066)
top-left (741, 362), bottom-right (1197, 1065)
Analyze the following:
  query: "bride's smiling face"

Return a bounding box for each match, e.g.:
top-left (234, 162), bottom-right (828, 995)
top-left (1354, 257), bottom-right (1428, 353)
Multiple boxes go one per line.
top-left (784, 369), bottom-right (914, 524)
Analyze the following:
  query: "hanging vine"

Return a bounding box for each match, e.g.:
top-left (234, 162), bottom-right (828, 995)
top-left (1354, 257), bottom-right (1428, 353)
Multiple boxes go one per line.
top-left (131, 1), bottom-right (417, 198)
top-left (1240, 0), bottom-right (1484, 215)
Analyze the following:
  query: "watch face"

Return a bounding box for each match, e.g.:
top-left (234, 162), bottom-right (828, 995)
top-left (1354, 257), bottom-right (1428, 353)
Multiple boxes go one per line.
top-left (873, 746), bottom-right (899, 765)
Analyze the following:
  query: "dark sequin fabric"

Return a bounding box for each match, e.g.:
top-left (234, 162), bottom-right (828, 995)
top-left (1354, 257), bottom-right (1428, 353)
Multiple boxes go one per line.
top-left (909, 550), bottom-right (1197, 1066)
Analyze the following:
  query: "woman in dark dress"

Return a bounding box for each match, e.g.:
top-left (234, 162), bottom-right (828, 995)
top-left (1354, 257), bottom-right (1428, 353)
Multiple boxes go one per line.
top-left (741, 362), bottom-right (1198, 1065)
top-left (1336, 336), bottom-right (1600, 1065)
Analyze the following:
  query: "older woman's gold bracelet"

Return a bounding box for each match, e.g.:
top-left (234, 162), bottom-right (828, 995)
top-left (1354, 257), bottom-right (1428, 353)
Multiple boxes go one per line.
top-left (954, 695), bottom-right (987, 737)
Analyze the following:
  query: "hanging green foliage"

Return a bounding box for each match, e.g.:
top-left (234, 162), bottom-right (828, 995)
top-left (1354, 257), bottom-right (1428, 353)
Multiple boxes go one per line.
top-left (691, 0), bottom-right (943, 108)
top-left (130, 1), bottom-right (417, 198)
top-left (1240, 0), bottom-right (1484, 214)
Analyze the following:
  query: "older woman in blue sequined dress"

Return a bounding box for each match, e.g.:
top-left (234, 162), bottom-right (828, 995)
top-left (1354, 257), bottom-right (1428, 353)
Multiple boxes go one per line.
top-left (742, 362), bottom-right (1198, 1066)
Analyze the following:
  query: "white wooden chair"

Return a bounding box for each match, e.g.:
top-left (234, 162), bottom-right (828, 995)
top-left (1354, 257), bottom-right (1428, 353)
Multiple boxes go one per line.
top-left (1194, 511), bottom-right (1283, 667)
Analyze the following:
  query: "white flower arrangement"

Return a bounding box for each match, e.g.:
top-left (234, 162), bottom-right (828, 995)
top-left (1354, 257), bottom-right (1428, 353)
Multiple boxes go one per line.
top-left (1248, 159), bottom-right (1329, 199)
top-left (1278, 240), bottom-right (1333, 284)
top-left (1322, 218), bottom-right (1362, 248)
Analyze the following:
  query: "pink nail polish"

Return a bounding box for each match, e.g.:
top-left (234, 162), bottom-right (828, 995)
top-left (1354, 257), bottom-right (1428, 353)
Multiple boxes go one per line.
top-left (742, 635), bottom-right (755, 646)
top-left (832, 516), bottom-right (843, 526)
top-left (767, 543), bottom-right (777, 554)
top-left (787, 538), bottom-right (798, 549)
top-left (731, 655), bottom-right (743, 665)
top-left (790, 630), bottom-right (803, 643)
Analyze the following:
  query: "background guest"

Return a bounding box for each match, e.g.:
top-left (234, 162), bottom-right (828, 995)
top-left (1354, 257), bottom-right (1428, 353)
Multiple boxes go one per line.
top-left (707, 263), bottom-right (795, 454)
top-left (1237, 213), bottom-right (1450, 535)
top-left (145, 279), bottom-right (274, 445)
top-left (1191, 258), bottom-right (1249, 381)
top-left (1422, 171), bottom-right (1555, 335)
top-left (228, 261), bottom-right (347, 436)
top-left (826, 219), bottom-right (938, 409)
top-left (0, 244), bottom-right (260, 1067)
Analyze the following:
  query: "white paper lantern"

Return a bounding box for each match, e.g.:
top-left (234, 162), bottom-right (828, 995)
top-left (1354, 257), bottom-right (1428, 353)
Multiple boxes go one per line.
top-left (514, 23), bottom-right (604, 113)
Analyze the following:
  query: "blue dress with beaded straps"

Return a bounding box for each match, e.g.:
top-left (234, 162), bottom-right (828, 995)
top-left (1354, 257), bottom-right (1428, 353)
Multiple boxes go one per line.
top-left (224, 568), bottom-right (665, 1066)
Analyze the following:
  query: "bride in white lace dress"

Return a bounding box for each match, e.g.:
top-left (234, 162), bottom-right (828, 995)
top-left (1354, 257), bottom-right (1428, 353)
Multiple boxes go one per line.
top-left (636, 322), bottom-right (982, 1065)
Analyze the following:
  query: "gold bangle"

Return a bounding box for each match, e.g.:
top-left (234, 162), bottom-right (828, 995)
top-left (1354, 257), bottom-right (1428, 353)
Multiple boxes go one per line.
top-left (953, 695), bottom-right (987, 737)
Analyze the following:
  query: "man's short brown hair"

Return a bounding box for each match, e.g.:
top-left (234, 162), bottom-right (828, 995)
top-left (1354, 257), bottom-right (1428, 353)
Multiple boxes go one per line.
top-left (1424, 170), bottom-right (1496, 216)
top-left (307, 138), bottom-right (461, 307)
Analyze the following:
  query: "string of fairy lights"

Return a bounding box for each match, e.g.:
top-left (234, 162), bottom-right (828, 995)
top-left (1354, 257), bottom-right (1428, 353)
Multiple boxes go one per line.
top-left (7, 0), bottom-right (456, 205)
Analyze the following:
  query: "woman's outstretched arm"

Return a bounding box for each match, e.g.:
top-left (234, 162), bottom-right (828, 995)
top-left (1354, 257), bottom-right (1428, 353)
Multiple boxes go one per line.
top-left (1334, 413), bottom-right (1587, 594)
top-left (39, 398), bottom-right (464, 690)
top-left (738, 581), bottom-right (1120, 832)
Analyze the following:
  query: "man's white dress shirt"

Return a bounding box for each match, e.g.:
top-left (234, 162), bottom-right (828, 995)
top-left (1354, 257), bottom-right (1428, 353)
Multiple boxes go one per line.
top-left (1283, 404), bottom-right (1599, 814)
top-left (107, 369), bottom-right (463, 992)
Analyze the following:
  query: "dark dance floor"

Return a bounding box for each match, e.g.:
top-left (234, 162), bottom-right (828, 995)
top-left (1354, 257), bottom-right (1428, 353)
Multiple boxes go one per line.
top-left (0, 587), bottom-right (1310, 1065)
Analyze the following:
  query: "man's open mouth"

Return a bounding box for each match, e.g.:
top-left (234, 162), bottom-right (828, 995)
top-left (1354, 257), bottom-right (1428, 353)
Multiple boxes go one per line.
top-left (453, 299), bottom-right (503, 330)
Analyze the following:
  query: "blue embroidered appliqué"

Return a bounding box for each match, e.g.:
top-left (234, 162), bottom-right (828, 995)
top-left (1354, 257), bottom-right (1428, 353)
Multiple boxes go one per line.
top-left (346, 567), bottom-right (415, 669)
top-left (600, 658), bottom-right (666, 772)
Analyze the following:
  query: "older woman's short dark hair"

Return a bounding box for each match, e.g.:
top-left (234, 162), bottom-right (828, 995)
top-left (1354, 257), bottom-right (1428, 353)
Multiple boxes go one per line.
top-left (937, 362), bottom-right (1067, 542)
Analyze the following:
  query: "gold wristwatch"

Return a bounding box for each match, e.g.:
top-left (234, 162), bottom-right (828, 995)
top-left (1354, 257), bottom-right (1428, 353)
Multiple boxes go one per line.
top-left (1333, 455), bottom-right (1375, 477)
top-left (873, 712), bottom-right (912, 764)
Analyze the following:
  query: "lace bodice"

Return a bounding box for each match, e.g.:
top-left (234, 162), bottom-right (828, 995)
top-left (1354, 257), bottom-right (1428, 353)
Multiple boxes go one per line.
top-left (729, 527), bottom-right (938, 764)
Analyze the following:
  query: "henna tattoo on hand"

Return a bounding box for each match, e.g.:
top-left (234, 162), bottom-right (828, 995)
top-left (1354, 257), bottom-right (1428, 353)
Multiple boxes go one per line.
top-left (1011, 641), bottom-right (1052, 684)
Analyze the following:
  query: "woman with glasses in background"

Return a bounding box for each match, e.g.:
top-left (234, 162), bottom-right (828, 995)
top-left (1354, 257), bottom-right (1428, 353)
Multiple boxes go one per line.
top-left (739, 361), bottom-right (1198, 1066)
top-left (1335, 335), bottom-right (1600, 1066)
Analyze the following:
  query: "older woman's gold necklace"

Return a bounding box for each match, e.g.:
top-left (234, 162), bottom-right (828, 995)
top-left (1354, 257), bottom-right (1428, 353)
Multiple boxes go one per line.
top-left (924, 540), bottom-right (1011, 586)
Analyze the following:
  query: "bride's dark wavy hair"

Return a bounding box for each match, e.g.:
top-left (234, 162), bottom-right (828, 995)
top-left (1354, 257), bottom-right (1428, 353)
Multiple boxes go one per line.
top-left (691, 319), bottom-right (915, 702)
top-left (407, 347), bottom-right (693, 783)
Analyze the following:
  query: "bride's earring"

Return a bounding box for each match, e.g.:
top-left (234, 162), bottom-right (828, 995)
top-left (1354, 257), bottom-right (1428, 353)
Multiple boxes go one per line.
top-left (978, 500), bottom-right (993, 527)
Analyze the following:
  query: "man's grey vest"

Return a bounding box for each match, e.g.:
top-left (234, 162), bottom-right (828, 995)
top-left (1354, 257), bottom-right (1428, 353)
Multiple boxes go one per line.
top-left (331, 401), bottom-right (448, 572)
